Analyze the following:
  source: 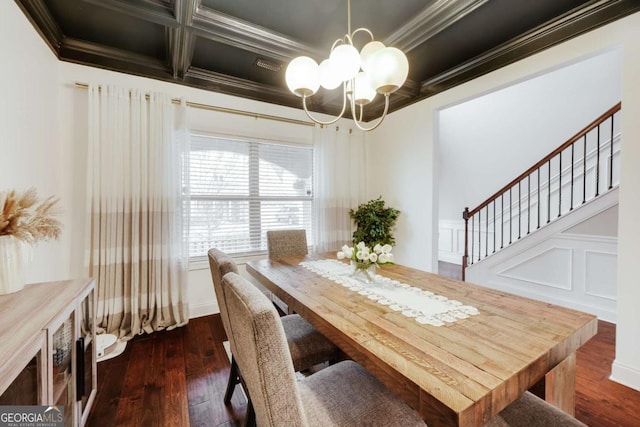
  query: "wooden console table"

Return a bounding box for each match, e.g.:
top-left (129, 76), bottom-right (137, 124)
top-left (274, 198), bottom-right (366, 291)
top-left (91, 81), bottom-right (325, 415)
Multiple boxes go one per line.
top-left (0, 278), bottom-right (97, 427)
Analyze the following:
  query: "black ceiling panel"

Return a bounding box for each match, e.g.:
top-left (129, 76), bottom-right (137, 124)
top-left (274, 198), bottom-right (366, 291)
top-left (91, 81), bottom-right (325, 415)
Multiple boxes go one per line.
top-left (407, 0), bottom-right (594, 81)
top-left (17, 0), bottom-right (640, 120)
top-left (191, 37), bottom-right (286, 87)
top-left (200, 0), bottom-right (428, 50)
top-left (45, 0), bottom-right (168, 60)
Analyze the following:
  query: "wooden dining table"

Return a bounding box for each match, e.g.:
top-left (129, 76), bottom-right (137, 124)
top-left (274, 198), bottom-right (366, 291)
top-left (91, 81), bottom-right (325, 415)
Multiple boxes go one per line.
top-left (246, 253), bottom-right (597, 427)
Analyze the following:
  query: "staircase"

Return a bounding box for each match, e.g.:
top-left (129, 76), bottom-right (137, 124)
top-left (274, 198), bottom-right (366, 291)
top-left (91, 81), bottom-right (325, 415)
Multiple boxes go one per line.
top-left (462, 102), bottom-right (621, 280)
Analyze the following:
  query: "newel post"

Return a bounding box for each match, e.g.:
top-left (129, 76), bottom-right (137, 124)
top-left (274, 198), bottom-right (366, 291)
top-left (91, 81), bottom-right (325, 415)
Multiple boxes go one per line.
top-left (462, 207), bottom-right (469, 281)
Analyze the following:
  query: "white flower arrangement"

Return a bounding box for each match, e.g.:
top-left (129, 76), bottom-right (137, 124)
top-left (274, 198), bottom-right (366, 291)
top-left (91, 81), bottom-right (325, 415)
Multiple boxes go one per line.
top-left (337, 241), bottom-right (395, 267)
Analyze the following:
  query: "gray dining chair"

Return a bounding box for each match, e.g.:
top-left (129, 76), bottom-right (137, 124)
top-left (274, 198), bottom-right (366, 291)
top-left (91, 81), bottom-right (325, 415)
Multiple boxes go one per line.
top-left (220, 271), bottom-right (427, 427)
top-left (266, 229), bottom-right (308, 259)
top-left (207, 249), bottom-right (338, 418)
top-left (486, 391), bottom-right (587, 426)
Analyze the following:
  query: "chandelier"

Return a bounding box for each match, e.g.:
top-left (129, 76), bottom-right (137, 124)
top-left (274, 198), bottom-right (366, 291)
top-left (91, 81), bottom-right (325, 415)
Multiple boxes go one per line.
top-left (285, 0), bottom-right (409, 131)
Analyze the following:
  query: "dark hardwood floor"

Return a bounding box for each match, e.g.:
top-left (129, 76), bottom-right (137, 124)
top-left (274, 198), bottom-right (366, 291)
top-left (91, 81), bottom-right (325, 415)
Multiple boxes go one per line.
top-left (87, 315), bottom-right (640, 427)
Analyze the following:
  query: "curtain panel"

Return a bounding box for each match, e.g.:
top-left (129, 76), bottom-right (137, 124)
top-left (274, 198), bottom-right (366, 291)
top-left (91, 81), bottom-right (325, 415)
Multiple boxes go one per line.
top-left (86, 84), bottom-right (189, 339)
top-left (312, 126), bottom-right (366, 252)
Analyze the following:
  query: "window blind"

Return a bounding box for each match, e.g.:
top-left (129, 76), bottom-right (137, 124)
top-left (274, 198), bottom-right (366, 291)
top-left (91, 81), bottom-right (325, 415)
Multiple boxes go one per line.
top-left (188, 135), bottom-right (313, 258)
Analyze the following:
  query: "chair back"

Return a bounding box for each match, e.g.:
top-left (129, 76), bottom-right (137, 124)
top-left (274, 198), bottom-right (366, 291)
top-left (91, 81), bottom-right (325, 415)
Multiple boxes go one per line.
top-left (221, 272), bottom-right (308, 427)
top-left (266, 229), bottom-right (308, 259)
top-left (207, 248), bottom-right (240, 354)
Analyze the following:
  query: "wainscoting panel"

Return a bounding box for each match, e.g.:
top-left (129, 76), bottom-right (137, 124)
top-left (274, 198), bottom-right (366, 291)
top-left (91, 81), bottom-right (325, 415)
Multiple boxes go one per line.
top-left (466, 221), bottom-right (618, 322)
top-left (438, 220), bottom-right (465, 264)
top-left (584, 250), bottom-right (617, 300)
top-left (497, 247), bottom-right (572, 290)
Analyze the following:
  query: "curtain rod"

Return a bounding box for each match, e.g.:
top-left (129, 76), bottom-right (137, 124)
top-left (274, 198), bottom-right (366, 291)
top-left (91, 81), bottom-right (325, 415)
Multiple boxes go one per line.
top-left (74, 82), bottom-right (315, 128)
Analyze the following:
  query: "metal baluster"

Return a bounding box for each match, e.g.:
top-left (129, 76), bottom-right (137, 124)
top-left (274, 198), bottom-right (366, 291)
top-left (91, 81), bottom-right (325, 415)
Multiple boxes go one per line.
top-left (501, 193), bottom-right (504, 249)
top-left (485, 205), bottom-right (488, 258)
top-left (596, 124), bottom-right (600, 197)
top-left (570, 143), bottom-right (574, 211)
top-left (471, 214), bottom-right (474, 264)
top-left (493, 200), bottom-right (496, 253)
top-left (509, 187), bottom-right (512, 244)
top-left (547, 160), bottom-right (551, 224)
top-left (478, 209), bottom-right (481, 262)
top-left (537, 168), bottom-right (541, 229)
top-left (527, 175), bottom-right (530, 234)
top-left (609, 114), bottom-right (614, 189)
top-left (558, 150), bottom-right (562, 218)
top-left (583, 135), bottom-right (587, 204)
top-left (518, 181), bottom-right (521, 239)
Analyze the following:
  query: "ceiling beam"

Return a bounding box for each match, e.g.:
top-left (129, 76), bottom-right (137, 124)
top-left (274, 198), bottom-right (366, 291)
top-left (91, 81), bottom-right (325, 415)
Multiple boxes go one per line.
top-left (385, 0), bottom-right (489, 52)
top-left (80, 0), bottom-right (179, 27)
top-left (190, 2), bottom-right (323, 62)
top-left (60, 37), bottom-right (171, 75)
top-left (168, 0), bottom-right (196, 79)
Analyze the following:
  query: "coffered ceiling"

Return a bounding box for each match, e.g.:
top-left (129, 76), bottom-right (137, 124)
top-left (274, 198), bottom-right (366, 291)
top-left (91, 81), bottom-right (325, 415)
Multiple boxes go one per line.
top-left (15, 0), bottom-right (640, 120)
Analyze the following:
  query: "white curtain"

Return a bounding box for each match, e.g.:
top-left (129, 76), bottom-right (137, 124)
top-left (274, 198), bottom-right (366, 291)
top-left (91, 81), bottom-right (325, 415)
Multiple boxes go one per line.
top-left (313, 125), bottom-right (366, 252)
top-left (86, 84), bottom-right (190, 339)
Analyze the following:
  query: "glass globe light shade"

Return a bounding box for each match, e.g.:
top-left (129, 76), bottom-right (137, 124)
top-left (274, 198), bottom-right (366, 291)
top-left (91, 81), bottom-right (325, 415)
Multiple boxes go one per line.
top-left (318, 59), bottom-right (342, 90)
top-left (360, 41), bottom-right (385, 73)
top-left (368, 47), bottom-right (409, 95)
top-left (285, 56), bottom-right (320, 97)
top-left (329, 44), bottom-right (361, 82)
top-left (347, 72), bottom-right (376, 106)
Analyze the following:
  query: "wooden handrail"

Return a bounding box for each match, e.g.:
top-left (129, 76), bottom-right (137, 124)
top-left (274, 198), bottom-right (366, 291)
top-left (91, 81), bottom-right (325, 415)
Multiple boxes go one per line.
top-left (467, 102), bottom-right (621, 217)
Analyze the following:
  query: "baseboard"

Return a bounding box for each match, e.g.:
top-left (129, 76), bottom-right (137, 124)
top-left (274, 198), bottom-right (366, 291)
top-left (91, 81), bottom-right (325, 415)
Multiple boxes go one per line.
top-left (611, 360), bottom-right (640, 392)
top-left (189, 300), bottom-right (219, 319)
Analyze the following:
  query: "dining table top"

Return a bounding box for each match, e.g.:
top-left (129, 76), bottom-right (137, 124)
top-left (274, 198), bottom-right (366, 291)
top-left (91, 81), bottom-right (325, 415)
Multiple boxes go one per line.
top-left (246, 253), bottom-right (597, 427)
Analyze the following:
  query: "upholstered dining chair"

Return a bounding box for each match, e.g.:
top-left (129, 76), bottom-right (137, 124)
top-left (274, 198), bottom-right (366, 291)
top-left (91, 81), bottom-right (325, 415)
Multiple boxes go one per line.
top-left (485, 391), bottom-right (587, 426)
top-left (220, 271), bottom-right (427, 427)
top-left (207, 249), bottom-right (339, 420)
top-left (266, 229), bottom-right (308, 259)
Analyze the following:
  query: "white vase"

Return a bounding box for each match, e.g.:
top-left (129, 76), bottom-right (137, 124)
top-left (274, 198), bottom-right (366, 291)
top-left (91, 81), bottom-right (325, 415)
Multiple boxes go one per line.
top-left (0, 235), bottom-right (33, 295)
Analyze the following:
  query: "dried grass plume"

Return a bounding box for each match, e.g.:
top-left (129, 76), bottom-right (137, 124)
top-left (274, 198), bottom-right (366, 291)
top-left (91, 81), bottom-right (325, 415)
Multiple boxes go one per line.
top-left (0, 188), bottom-right (62, 244)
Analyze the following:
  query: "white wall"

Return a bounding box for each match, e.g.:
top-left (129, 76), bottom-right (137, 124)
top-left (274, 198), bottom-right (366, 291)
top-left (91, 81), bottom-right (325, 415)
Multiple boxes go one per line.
top-left (0, 2), bottom-right (64, 283)
top-left (365, 100), bottom-right (438, 271)
top-left (366, 12), bottom-right (640, 391)
top-left (567, 205), bottom-right (618, 237)
top-left (438, 50), bottom-right (622, 221)
top-left (612, 16), bottom-right (640, 391)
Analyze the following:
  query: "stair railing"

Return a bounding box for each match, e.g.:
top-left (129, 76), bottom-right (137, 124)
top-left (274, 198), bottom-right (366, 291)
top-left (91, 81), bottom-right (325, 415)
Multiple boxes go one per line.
top-left (462, 102), bottom-right (621, 280)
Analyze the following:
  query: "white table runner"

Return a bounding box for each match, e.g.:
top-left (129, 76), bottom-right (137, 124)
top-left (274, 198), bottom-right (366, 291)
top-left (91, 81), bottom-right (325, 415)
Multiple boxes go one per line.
top-left (300, 259), bottom-right (479, 326)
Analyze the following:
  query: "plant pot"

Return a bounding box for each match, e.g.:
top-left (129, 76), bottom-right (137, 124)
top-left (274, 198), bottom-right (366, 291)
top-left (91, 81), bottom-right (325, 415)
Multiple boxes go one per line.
top-left (350, 260), bottom-right (377, 284)
top-left (0, 235), bottom-right (33, 295)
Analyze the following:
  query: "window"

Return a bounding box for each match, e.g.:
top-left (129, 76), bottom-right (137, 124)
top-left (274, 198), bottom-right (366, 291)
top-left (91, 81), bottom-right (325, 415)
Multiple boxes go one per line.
top-left (188, 134), bottom-right (313, 258)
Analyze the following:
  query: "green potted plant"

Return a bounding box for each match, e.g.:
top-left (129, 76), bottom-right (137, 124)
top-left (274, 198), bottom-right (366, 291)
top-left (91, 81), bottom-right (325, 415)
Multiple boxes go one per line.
top-left (349, 196), bottom-right (400, 247)
top-left (335, 197), bottom-right (400, 283)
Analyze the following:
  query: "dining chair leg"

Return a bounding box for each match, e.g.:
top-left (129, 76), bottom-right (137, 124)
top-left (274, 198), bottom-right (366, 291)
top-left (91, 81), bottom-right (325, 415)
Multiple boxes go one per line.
top-left (244, 399), bottom-right (256, 427)
top-left (224, 356), bottom-right (240, 405)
